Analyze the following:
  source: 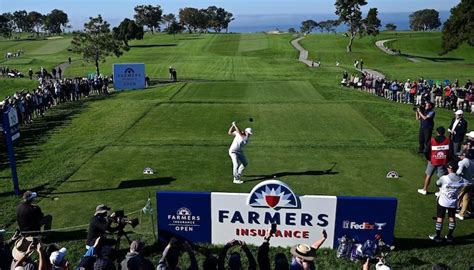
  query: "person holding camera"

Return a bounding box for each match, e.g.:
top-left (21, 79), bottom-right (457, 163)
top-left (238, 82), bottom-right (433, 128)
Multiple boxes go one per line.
top-left (157, 238), bottom-right (198, 270)
top-left (218, 239), bottom-right (256, 270)
top-left (86, 205), bottom-right (119, 249)
top-left (416, 102), bottom-right (435, 153)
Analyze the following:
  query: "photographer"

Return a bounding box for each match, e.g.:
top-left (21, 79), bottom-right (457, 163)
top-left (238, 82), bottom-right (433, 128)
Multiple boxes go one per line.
top-left (157, 238), bottom-right (198, 270)
top-left (416, 102), bottom-right (435, 153)
top-left (86, 205), bottom-right (119, 248)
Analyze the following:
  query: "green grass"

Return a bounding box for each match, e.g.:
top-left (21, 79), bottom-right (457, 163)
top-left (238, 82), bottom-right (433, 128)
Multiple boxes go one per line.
top-left (1, 32), bottom-right (474, 269)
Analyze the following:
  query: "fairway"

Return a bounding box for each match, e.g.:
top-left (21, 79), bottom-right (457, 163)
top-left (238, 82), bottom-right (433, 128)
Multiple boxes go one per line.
top-left (1, 31), bottom-right (474, 268)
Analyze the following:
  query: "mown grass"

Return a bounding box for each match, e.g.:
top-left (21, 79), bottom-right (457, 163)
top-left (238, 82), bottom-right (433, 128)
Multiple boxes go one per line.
top-left (1, 32), bottom-right (473, 269)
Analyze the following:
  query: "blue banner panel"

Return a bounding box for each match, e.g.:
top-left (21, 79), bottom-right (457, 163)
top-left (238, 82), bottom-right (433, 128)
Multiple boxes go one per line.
top-left (113, 63), bottom-right (145, 90)
top-left (334, 196), bottom-right (397, 247)
top-left (156, 191), bottom-right (212, 244)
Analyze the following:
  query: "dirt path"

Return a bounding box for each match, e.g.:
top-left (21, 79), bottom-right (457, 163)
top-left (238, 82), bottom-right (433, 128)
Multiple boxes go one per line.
top-left (54, 60), bottom-right (72, 76)
top-left (375, 39), bottom-right (420, 63)
top-left (357, 68), bottom-right (386, 79)
top-left (291, 37), bottom-right (319, 68)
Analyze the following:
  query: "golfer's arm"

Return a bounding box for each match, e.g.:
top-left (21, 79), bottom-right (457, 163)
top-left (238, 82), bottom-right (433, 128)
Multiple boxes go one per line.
top-left (228, 125), bottom-right (235, 135)
top-left (234, 125), bottom-right (245, 138)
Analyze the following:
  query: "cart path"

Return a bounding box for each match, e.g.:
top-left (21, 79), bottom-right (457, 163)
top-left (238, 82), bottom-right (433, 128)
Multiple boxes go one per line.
top-left (291, 37), bottom-right (320, 68)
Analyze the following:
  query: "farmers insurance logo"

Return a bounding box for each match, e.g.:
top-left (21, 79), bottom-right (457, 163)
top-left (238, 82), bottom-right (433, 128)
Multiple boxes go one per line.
top-left (119, 67), bottom-right (140, 78)
top-left (167, 207), bottom-right (201, 232)
top-left (247, 180), bottom-right (299, 209)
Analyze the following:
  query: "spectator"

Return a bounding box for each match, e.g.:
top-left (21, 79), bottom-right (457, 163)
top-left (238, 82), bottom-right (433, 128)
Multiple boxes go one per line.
top-left (0, 229), bottom-right (20, 270)
top-left (448, 110), bottom-right (468, 155)
top-left (49, 246), bottom-right (69, 270)
top-left (16, 191), bottom-right (53, 237)
top-left (429, 162), bottom-right (468, 243)
top-left (257, 230), bottom-right (289, 270)
top-left (289, 230), bottom-right (327, 270)
top-left (456, 149), bottom-right (474, 220)
top-left (78, 237), bottom-right (102, 270)
top-left (416, 102), bottom-right (435, 154)
top-left (418, 127), bottom-right (450, 195)
top-left (157, 239), bottom-right (198, 270)
top-left (218, 239), bottom-right (256, 270)
top-left (94, 245), bottom-right (116, 270)
top-left (11, 237), bottom-right (45, 270)
top-left (120, 240), bottom-right (154, 270)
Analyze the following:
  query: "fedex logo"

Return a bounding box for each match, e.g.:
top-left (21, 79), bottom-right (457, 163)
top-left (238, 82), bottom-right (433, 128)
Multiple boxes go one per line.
top-left (342, 220), bottom-right (386, 230)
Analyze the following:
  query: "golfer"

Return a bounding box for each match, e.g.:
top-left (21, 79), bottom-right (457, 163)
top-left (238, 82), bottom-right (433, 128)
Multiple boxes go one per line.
top-left (228, 122), bottom-right (253, 184)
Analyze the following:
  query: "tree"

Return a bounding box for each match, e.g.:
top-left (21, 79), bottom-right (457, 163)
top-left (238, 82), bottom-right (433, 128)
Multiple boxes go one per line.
top-left (113, 18), bottom-right (144, 47)
top-left (385, 23), bottom-right (397, 31)
top-left (288, 27), bottom-right (296, 33)
top-left (44, 9), bottom-right (69, 34)
top-left (222, 10), bottom-right (234, 33)
top-left (167, 21), bottom-right (185, 39)
top-left (162, 13), bottom-right (176, 30)
top-left (71, 15), bottom-right (127, 76)
top-left (300, 20), bottom-right (318, 34)
top-left (179, 7), bottom-right (200, 33)
top-left (441, 0), bottom-right (473, 54)
top-left (318, 20), bottom-right (340, 33)
top-left (362, 8), bottom-right (381, 36)
top-left (27, 11), bottom-right (44, 37)
top-left (335, 0), bottom-right (368, 52)
top-left (205, 6), bottom-right (234, 33)
top-left (0, 14), bottom-right (13, 38)
top-left (134, 5), bottom-right (162, 34)
top-left (409, 9), bottom-right (441, 31)
top-left (12, 10), bottom-right (28, 32)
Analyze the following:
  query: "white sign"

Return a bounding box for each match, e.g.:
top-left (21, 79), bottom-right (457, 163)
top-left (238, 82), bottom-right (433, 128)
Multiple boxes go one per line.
top-left (211, 180), bottom-right (337, 248)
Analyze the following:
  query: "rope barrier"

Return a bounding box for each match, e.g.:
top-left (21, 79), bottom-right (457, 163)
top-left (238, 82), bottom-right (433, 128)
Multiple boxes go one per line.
top-left (1, 201), bottom-right (153, 236)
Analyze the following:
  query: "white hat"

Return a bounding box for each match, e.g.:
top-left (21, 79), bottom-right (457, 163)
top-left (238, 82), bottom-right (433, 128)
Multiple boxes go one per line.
top-left (50, 247), bottom-right (67, 266)
top-left (455, 110), bottom-right (463, 115)
top-left (245, 128), bottom-right (253, 135)
top-left (467, 131), bottom-right (474, 138)
top-left (376, 261), bottom-right (391, 270)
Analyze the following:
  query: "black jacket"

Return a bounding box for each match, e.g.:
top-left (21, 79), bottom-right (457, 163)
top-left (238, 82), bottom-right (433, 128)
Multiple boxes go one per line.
top-left (16, 202), bottom-right (44, 234)
top-left (449, 117), bottom-right (468, 143)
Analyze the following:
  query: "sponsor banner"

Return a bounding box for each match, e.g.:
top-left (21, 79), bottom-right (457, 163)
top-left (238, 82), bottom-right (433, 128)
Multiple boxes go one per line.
top-left (4, 107), bottom-right (20, 141)
top-left (211, 192), bottom-right (336, 248)
top-left (156, 191), bottom-right (211, 243)
top-left (156, 180), bottom-right (397, 248)
top-left (113, 63), bottom-right (145, 90)
top-left (333, 196), bottom-right (397, 246)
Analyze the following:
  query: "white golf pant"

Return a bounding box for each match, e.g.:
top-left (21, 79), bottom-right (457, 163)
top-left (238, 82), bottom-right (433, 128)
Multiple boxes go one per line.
top-left (229, 151), bottom-right (248, 180)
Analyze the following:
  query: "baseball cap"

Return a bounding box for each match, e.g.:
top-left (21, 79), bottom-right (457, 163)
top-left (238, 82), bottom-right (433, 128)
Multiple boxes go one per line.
top-left (447, 161), bottom-right (459, 171)
top-left (455, 110), bottom-right (463, 115)
top-left (23, 191), bottom-right (37, 202)
top-left (376, 261), bottom-right (391, 270)
top-left (94, 204), bottom-right (111, 216)
top-left (50, 248), bottom-right (67, 266)
top-left (467, 131), bottom-right (474, 138)
top-left (245, 128), bottom-right (253, 135)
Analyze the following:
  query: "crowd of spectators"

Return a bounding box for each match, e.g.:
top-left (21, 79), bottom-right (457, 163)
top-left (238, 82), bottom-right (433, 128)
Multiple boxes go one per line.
top-left (341, 71), bottom-right (472, 112)
top-left (0, 67), bottom-right (111, 126)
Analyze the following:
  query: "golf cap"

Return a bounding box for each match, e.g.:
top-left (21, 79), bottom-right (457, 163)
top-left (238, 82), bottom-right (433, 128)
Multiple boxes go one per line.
top-left (467, 131), bottom-right (474, 138)
top-left (94, 204), bottom-right (111, 216)
top-left (376, 261), bottom-right (391, 270)
top-left (23, 191), bottom-right (37, 202)
top-left (50, 247), bottom-right (67, 266)
top-left (245, 128), bottom-right (253, 135)
top-left (455, 110), bottom-right (463, 115)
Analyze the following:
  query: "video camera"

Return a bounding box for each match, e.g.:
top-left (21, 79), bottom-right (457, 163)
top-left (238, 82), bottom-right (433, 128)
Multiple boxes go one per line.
top-left (412, 105), bottom-right (425, 113)
top-left (110, 210), bottom-right (139, 229)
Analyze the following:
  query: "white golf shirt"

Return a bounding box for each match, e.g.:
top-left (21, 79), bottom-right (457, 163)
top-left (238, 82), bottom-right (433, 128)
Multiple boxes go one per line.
top-left (436, 173), bottom-right (467, 208)
top-left (229, 131), bottom-right (249, 153)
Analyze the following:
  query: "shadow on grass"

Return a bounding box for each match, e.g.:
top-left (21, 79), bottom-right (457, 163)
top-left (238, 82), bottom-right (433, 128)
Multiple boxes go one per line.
top-left (400, 53), bottom-right (464, 62)
top-left (47, 229), bottom-right (87, 243)
top-left (47, 177), bottom-right (176, 195)
top-left (130, 44), bottom-right (177, 48)
top-left (0, 96), bottom-right (109, 172)
top-left (394, 233), bottom-right (474, 250)
top-left (244, 168), bottom-right (338, 182)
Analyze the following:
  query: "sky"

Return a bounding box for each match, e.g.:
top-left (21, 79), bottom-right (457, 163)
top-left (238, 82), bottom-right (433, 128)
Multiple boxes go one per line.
top-left (0, 0), bottom-right (460, 31)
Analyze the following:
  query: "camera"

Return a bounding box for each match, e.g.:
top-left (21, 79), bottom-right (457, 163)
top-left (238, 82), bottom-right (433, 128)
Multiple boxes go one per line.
top-left (110, 210), bottom-right (139, 228)
top-left (412, 105), bottom-right (425, 113)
